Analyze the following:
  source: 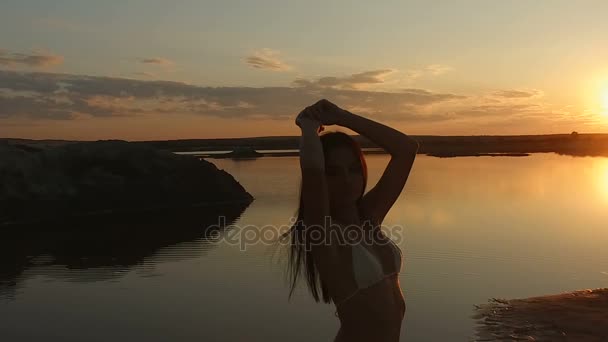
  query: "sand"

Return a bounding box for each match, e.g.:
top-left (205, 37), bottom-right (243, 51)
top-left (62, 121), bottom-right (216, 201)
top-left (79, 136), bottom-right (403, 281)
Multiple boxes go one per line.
top-left (473, 288), bottom-right (608, 341)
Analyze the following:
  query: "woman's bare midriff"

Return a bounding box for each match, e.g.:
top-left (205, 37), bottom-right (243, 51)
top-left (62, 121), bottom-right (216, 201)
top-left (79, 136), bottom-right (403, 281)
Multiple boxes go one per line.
top-left (334, 274), bottom-right (406, 342)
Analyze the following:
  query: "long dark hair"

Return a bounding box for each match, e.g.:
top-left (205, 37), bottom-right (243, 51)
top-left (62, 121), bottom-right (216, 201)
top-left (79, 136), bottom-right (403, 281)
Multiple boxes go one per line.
top-left (278, 131), bottom-right (368, 303)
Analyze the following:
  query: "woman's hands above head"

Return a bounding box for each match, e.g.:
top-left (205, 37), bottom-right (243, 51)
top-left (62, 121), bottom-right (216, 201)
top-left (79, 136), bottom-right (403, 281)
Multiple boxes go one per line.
top-left (295, 105), bottom-right (324, 133)
top-left (296, 99), bottom-right (346, 133)
top-left (310, 99), bottom-right (345, 126)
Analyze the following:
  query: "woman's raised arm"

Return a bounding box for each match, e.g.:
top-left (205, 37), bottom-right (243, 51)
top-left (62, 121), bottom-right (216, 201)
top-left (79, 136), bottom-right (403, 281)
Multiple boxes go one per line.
top-left (316, 99), bottom-right (419, 225)
top-left (296, 106), bottom-right (342, 294)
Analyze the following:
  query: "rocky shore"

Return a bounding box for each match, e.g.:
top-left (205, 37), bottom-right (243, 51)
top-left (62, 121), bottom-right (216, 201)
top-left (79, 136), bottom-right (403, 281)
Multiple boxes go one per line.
top-left (0, 140), bottom-right (253, 226)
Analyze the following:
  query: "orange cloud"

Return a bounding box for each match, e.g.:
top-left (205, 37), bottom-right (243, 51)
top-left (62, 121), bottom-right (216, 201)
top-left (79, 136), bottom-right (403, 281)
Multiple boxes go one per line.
top-left (2, 69), bottom-right (598, 137)
top-left (492, 89), bottom-right (543, 98)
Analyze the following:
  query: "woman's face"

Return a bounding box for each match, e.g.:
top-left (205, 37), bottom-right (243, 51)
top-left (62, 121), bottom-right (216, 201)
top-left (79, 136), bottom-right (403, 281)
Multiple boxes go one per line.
top-left (324, 145), bottom-right (365, 206)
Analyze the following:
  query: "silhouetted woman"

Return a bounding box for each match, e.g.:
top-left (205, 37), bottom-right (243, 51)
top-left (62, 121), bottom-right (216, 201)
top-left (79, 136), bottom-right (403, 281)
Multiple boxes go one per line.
top-left (281, 99), bottom-right (419, 342)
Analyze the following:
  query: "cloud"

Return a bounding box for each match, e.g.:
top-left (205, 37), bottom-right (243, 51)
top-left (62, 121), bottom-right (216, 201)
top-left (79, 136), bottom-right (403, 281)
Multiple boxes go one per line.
top-left (245, 49), bottom-right (292, 71)
top-left (492, 89), bottom-right (542, 98)
top-left (455, 103), bottom-right (541, 117)
top-left (442, 89), bottom-right (548, 119)
top-left (1, 69), bottom-right (588, 135)
top-left (0, 95), bottom-right (76, 120)
top-left (442, 88), bottom-right (593, 133)
top-left (294, 69), bottom-right (396, 90)
top-left (0, 70), bottom-right (463, 121)
top-left (402, 64), bottom-right (453, 82)
top-left (425, 64), bottom-right (452, 76)
top-left (133, 71), bottom-right (156, 78)
top-left (139, 57), bottom-right (174, 66)
top-left (0, 49), bottom-right (64, 68)
top-left (403, 70), bottom-right (423, 80)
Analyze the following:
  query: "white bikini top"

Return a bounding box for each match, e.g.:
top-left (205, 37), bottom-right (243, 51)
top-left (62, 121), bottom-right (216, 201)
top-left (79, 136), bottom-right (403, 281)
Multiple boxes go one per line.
top-left (334, 235), bottom-right (403, 315)
top-left (352, 238), bottom-right (402, 289)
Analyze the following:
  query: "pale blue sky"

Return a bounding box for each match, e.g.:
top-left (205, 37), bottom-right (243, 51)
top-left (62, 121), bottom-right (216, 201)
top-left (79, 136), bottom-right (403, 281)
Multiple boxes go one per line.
top-left (1, 0), bottom-right (608, 139)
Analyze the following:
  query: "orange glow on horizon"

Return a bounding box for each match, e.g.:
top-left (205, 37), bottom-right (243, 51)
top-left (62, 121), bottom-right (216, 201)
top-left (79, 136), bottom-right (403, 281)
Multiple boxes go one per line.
top-left (602, 88), bottom-right (608, 116)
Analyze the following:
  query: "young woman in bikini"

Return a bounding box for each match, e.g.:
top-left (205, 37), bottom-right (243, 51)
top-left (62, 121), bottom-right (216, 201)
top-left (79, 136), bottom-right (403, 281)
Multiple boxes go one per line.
top-left (282, 99), bottom-right (418, 341)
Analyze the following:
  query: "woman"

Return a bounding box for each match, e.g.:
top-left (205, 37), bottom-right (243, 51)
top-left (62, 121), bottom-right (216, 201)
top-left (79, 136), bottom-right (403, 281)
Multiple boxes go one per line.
top-left (281, 99), bottom-right (419, 341)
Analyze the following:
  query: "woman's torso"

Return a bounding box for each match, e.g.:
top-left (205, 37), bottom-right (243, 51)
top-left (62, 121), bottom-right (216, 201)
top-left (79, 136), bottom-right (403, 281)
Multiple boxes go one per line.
top-left (330, 220), bottom-right (405, 341)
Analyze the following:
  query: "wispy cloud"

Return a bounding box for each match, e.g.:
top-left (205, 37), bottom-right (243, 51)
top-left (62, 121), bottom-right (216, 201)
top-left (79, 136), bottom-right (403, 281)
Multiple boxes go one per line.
top-left (293, 69), bottom-right (396, 90)
top-left (403, 64), bottom-right (453, 82)
top-left (139, 57), bottom-right (174, 66)
top-left (492, 89), bottom-right (542, 98)
top-left (425, 64), bottom-right (452, 76)
top-left (245, 49), bottom-right (292, 71)
top-left (0, 49), bottom-right (64, 68)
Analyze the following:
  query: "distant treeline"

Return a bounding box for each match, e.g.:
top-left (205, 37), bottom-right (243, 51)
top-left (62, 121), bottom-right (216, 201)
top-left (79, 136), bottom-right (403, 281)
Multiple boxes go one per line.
top-left (134, 133), bottom-right (608, 157)
top-left (3, 133), bottom-right (608, 157)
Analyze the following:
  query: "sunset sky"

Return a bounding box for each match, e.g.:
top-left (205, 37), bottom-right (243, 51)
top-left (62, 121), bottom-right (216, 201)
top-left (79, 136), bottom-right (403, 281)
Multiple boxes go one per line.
top-left (2, 0), bottom-right (608, 140)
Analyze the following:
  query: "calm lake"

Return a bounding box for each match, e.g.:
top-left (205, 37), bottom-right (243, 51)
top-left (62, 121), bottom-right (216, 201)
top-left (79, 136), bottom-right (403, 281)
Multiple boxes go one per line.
top-left (1, 153), bottom-right (607, 341)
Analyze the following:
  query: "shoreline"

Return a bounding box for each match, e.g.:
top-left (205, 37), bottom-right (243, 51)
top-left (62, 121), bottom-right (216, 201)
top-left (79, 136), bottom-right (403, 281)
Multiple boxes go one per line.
top-left (474, 288), bottom-right (608, 341)
top-left (189, 150), bottom-right (532, 159)
top-left (4, 133), bottom-right (608, 158)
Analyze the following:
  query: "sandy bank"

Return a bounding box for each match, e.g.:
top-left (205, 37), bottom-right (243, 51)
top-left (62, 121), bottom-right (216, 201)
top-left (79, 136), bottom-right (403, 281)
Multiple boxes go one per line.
top-left (474, 288), bottom-right (608, 341)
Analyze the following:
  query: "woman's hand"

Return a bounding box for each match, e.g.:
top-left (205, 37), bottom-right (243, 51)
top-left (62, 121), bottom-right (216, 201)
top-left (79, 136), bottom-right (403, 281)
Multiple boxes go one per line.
top-left (311, 99), bottom-right (345, 126)
top-left (296, 105), bottom-right (324, 133)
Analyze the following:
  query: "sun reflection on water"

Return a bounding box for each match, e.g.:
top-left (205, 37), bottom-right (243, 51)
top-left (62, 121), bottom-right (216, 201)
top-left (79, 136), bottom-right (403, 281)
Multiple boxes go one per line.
top-left (598, 160), bottom-right (608, 203)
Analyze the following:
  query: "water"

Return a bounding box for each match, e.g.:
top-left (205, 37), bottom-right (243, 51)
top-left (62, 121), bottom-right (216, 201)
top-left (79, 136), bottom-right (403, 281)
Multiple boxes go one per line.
top-left (1, 153), bottom-right (607, 341)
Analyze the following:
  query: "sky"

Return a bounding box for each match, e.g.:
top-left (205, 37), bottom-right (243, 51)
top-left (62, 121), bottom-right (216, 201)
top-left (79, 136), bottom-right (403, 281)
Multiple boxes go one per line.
top-left (1, 0), bottom-right (608, 140)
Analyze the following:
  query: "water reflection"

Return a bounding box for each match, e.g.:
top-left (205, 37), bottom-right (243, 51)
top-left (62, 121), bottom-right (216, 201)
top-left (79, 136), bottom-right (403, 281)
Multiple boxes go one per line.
top-left (0, 203), bottom-right (250, 301)
top-left (599, 159), bottom-right (608, 203)
top-left (1, 154), bottom-right (607, 341)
